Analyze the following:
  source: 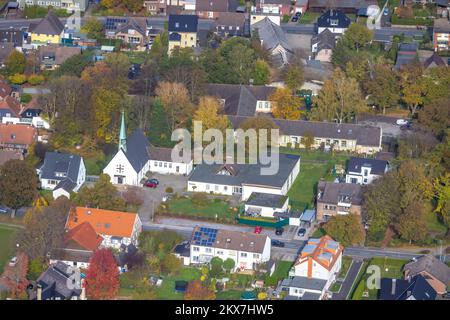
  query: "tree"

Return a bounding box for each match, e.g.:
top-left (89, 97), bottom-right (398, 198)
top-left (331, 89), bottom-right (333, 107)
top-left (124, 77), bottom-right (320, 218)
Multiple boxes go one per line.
top-left (27, 74), bottom-right (45, 85)
top-left (91, 86), bottom-right (123, 142)
top-left (100, 0), bottom-right (119, 9)
top-left (123, 0), bottom-right (144, 12)
top-left (223, 258), bottom-right (235, 273)
top-left (209, 257), bottom-right (224, 278)
top-left (161, 254), bottom-right (182, 275)
top-left (270, 88), bottom-right (302, 120)
top-left (365, 64), bottom-right (401, 114)
top-left (6, 50), bottom-right (26, 75)
top-left (395, 200), bottom-right (428, 243)
top-left (417, 98), bottom-right (450, 138)
top-left (28, 257), bottom-right (47, 280)
top-left (155, 81), bottom-right (194, 132)
top-left (75, 174), bottom-right (126, 211)
top-left (239, 116), bottom-right (279, 148)
top-left (193, 96), bottom-right (230, 133)
top-left (18, 197), bottom-right (71, 259)
top-left (0, 160), bottom-right (37, 217)
top-left (81, 17), bottom-right (104, 40)
top-left (341, 23), bottom-right (373, 52)
top-left (184, 280), bottom-right (216, 300)
top-left (85, 248), bottom-right (120, 300)
top-left (8, 73), bottom-right (26, 85)
top-left (323, 213), bottom-right (365, 246)
top-left (311, 68), bottom-right (366, 123)
top-left (55, 52), bottom-right (93, 77)
top-left (300, 131), bottom-right (315, 150)
top-left (229, 44), bottom-right (255, 84)
top-left (251, 59), bottom-right (271, 85)
top-left (399, 61), bottom-right (426, 116)
top-left (434, 173), bottom-right (450, 227)
top-left (282, 64), bottom-right (305, 92)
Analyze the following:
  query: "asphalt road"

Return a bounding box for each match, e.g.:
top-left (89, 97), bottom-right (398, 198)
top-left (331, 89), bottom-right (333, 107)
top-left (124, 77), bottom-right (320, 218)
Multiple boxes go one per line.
top-left (331, 259), bottom-right (363, 300)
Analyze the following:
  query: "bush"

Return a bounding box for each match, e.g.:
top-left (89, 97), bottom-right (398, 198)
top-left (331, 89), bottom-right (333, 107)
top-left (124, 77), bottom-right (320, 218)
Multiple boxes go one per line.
top-left (165, 187), bottom-right (173, 193)
top-left (122, 189), bottom-right (144, 206)
top-left (27, 74), bottom-right (45, 85)
top-left (20, 93), bottom-right (32, 104)
top-left (9, 73), bottom-right (27, 84)
top-left (282, 14), bottom-right (290, 23)
top-left (192, 193), bottom-right (208, 206)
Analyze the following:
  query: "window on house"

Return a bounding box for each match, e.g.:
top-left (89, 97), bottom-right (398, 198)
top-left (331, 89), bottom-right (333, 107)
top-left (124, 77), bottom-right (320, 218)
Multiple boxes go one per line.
top-left (240, 253), bottom-right (247, 258)
top-left (364, 169), bottom-right (368, 176)
top-left (205, 248), bottom-right (212, 253)
top-left (193, 246), bottom-right (199, 252)
top-left (341, 140), bottom-right (347, 147)
top-left (206, 184), bottom-right (210, 190)
top-left (224, 186), bottom-right (228, 191)
top-left (253, 254), bottom-right (259, 259)
top-left (169, 163), bottom-right (172, 168)
top-left (164, 162), bottom-right (167, 168)
top-left (116, 164), bottom-right (124, 174)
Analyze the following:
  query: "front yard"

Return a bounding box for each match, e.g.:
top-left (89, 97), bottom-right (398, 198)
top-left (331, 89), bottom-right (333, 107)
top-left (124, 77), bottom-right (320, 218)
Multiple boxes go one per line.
top-left (0, 225), bottom-right (19, 273)
top-left (298, 12), bottom-right (320, 24)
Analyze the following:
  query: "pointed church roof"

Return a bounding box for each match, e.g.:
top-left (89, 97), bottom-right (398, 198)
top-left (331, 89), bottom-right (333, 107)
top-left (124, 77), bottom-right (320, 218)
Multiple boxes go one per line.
top-left (123, 129), bottom-right (151, 173)
top-left (119, 110), bottom-right (127, 152)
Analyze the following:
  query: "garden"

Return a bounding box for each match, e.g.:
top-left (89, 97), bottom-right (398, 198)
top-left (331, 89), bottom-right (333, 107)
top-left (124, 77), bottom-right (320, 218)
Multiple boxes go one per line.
top-left (0, 225), bottom-right (20, 273)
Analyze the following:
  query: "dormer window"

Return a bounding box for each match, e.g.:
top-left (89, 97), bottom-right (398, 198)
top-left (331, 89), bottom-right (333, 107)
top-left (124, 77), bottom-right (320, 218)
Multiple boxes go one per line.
top-left (330, 19), bottom-right (338, 26)
top-left (175, 22), bottom-right (179, 28)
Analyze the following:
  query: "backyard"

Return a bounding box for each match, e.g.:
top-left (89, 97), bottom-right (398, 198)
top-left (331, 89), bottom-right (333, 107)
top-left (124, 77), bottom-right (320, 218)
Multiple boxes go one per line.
top-left (351, 257), bottom-right (409, 300)
top-left (0, 225), bottom-right (20, 273)
top-left (264, 260), bottom-right (293, 287)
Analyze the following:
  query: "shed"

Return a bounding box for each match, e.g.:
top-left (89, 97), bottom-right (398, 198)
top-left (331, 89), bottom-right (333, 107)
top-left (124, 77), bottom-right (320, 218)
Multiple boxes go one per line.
top-left (300, 209), bottom-right (316, 227)
top-left (175, 280), bottom-right (188, 293)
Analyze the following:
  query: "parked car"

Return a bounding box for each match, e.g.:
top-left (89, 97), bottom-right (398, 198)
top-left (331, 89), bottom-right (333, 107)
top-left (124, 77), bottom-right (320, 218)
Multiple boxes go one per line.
top-left (148, 178), bottom-right (159, 185)
top-left (275, 228), bottom-right (284, 236)
top-left (383, 8), bottom-right (389, 15)
top-left (271, 240), bottom-right (285, 247)
top-left (291, 15), bottom-right (299, 22)
top-left (297, 228), bottom-right (306, 237)
top-left (254, 226), bottom-right (262, 234)
top-left (0, 205), bottom-right (11, 214)
top-left (396, 119), bottom-right (409, 126)
top-left (9, 256), bottom-right (18, 267)
top-left (143, 180), bottom-right (158, 188)
top-left (295, 12), bottom-right (301, 17)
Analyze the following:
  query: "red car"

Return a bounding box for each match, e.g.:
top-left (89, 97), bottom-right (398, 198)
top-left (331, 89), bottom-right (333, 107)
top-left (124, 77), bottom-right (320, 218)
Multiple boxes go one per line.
top-left (254, 226), bottom-right (262, 234)
top-left (143, 181), bottom-right (158, 188)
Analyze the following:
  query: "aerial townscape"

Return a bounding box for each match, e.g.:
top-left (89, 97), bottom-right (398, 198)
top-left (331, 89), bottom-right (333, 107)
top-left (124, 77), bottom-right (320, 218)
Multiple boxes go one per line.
top-left (0, 0), bottom-right (449, 304)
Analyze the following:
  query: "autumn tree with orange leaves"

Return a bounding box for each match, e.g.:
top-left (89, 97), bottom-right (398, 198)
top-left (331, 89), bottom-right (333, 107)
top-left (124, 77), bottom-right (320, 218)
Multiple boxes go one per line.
top-left (184, 280), bottom-right (215, 300)
top-left (85, 248), bottom-right (119, 300)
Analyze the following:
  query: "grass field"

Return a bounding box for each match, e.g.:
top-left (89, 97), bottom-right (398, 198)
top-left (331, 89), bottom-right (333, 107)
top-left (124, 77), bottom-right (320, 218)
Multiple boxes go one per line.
top-left (216, 290), bottom-right (244, 300)
top-left (299, 12), bottom-right (320, 24)
top-left (338, 256), bottom-right (353, 279)
top-left (165, 198), bottom-right (237, 223)
top-left (265, 261), bottom-right (293, 287)
top-left (155, 267), bottom-right (202, 300)
top-left (0, 225), bottom-right (19, 273)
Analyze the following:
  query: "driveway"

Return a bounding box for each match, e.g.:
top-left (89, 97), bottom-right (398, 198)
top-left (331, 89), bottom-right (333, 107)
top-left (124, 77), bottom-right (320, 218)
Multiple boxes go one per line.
top-left (331, 259), bottom-right (363, 300)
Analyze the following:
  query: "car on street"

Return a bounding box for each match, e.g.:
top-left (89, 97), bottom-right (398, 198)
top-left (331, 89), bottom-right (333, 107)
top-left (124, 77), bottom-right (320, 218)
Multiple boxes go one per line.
top-left (275, 228), bottom-right (284, 236)
top-left (291, 15), bottom-right (299, 22)
top-left (396, 119), bottom-right (409, 126)
top-left (0, 205), bottom-right (11, 214)
top-left (143, 180), bottom-right (158, 188)
top-left (271, 239), bottom-right (285, 247)
top-left (297, 228), bottom-right (306, 237)
top-left (148, 178), bottom-right (159, 185)
top-left (384, 8), bottom-right (389, 15)
top-left (254, 226), bottom-right (262, 234)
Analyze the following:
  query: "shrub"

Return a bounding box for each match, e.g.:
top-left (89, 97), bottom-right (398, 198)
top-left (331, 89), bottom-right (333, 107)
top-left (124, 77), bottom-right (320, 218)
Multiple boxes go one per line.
top-left (192, 193), bottom-right (208, 206)
top-left (20, 93), bottom-right (32, 104)
top-left (122, 189), bottom-right (144, 206)
top-left (165, 187), bottom-right (173, 193)
top-left (27, 74), bottom-right (45, 85)
top-left (282, 14), bottom-right (290, 23)
top-left (9, 73), bottom-right (27, 84)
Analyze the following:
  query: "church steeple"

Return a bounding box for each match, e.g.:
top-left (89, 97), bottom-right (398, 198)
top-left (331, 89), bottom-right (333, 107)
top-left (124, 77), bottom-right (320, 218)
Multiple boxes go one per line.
top-left (118, 110), bottom-right (127, 152)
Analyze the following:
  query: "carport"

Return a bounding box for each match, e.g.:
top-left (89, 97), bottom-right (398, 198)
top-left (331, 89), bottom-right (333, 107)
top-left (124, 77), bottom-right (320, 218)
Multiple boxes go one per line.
top-left (300, 209), bottom-right (316, 228)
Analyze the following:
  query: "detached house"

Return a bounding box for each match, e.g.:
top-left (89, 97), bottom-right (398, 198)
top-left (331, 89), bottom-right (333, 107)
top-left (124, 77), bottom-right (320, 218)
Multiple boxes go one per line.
top-left (345, 157), bottom-right (389, 185)
top-left (434, 17), bottom-right (450, 52)
top-left (28, 11), bottom-right (65, 48)
top-left (196, 0), bottom-right (230, 19)
top-left (65, 207), bottom-right (142, 249)
top-left (317, 10), bottom-right (351, 35)
top-left (283, 236), bottom-right (343, 300)
top-left (189, 226), bottom-right (271, 271)
top-left (114, 18), bottom-right (148, 50)
top-left (168, 14), bottom-right (198, 55)
top-left (149, 145), bottom-right (193, 175)
top-left (39, 45), bottom-right (81, 70)
top-left (316, 181), bottom-right (363, 221)
top-left (380, 275), bottom-right (437, 300)
top-left (0, 123), bottom-right (36, 152)
top-left (144, 0), bottom-right (167, 15)
top-left (311, 29), bottom-right (337, 62)
top-left (215, 12), bottom-right (247, 38)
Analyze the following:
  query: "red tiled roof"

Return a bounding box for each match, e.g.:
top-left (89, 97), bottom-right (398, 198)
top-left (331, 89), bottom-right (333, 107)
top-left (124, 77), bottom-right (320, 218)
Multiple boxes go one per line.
top-left (64, 221), bottom-right (103, 251)
top-left (0, 124), bottom-right (36, 146)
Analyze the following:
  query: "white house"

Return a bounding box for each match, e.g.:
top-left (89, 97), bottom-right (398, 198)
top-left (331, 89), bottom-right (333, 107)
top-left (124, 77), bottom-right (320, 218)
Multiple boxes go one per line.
top-left (149, 145), bottom-right (193, 175)
top-left (38, 151), bottom-right (86, 199)
top-left (345, 157), bottom-right (389, 185)
top-left (187, 153), bottom-right (300, 201)
top-left (65, 207), bottom-right (142, 250)
top-left (317, 10), bottom-right (351, 35)
top-left (244, 192), bottom-right (289, 218)
top-left (189, 226), bottom-right (271, 271)
top-left (284, 236), bottom-right (343, 300)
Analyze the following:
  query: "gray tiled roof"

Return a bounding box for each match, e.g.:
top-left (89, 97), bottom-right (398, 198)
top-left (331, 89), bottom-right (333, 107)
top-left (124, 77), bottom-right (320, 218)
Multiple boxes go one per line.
top-left (124, 129), bottom-right (151, 172)
top-left (404, 255), bottom-right (450, 286)
top-left (228, 116), bottom-right (382, 147)
top-left (312, 29), bottom-right (337, 51)
top-left (168, 15), bottom-right (198, 33)
top-left (288, 276), bottom-right (327, 291)
top-left (36, 262), bottom-right (82, 300)
top-left (317, 10), bottom-right (351, 29)
top-left (246, 192), bottom-right (288, 208)
top-left (347, 157), bottom-right (388, 175)
top-left (188, 153), bottom-right (300, 188)
top-left (29, 11), bottom-right (64, 36)
top-left (318, 181), bottom-right (363, 205)
top-left (40, 151), bottom-right (82, 183)
top-left (251, 18), bottom-right (292, 53)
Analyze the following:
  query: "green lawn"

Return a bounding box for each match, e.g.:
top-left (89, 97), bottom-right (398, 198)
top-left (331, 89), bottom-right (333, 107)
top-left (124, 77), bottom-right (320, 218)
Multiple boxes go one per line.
top-left (299, 12), bottom-right (320, 24)
top-left (338, 256), bottom-right (353, 278)
top-left (0, 225), bottom-right (19, 273)
top-left (155, 267), bottom-right (202, 300)
top-left (165, 198), bottom-right (237, 223)
top-left (330, 282), bottom-right (342, 293)
top-left (123, 51), bottom-right (151, 65)
top-left (351, 258), bottom-right (409, 300)
top-left (265, 261), bottom-right (293, 287)
top-left (216, 290), bottom-right (244, 300)
top-left (311, 228), bottom-right (326, 238)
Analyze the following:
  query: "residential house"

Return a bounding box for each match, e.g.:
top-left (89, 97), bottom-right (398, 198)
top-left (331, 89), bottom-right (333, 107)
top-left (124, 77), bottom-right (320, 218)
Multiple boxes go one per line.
top-left (423, 51), bottom-right (447, 69)
top-left (317, 10), bottom-right (351, 34)
top-left (189, 226), bottom-right (271, 271)
top-left (0, 28), bottom-right (24, 47)
top-left (0, 93), bottom-right (21, 120)
top-left (0, 43), bottom-right (15, 67)
top-left (28, 11), bottom-right (65, 47)
top-left (308, 0), bottom-right (377, 14)
top-left (316, 181), bottom-right (363, 221)
top-left (403, 254), bottom-right (450, 295)
top-left (17, 0), bottom-right (89, 12)
top-left (29, 262), bottom-right (85, 300)
top-left (395, 42), bottom-right (419, 70)
top-left (206, 84), bottom-right (277, 116)
top-left (433, 17), bottom-right (450, 52)
top-left (114, 18), bottom-right (148, 50)
top-left (103, 112), bottom-right (151, 186)
top-left (187, 153), bottom-right (300, 201)
top-left (104, 17), bottom-right (130, 38)
top-left (380, 275), bottom-right (437, 300)
top-left (345, 157), bottom-right (389, 185)
top-left (148, 145), bottom-right (193, 175)
top-left (251, 17), bottom-right (293, 67)
top-left (284, 236), bottom-right (343, 300)
top-left (168, 14), bottom-right (198, 55)
top-left (144, 0), bottom-right (167, 15)
top-left (39, 45), bottom-right (81, 70)
top-left (38, 151), bottom-right (86, 199)
top-left (0, 94), bottom-right (50, 129)
top-left (311, 29), bottom-right (337, 62)
top-left (0, 123), bottom-right (36, 152)
top-left (228, 116), bottom-right (383, 154)
top-left (253, 0), bottom-right (299, 16)
top-left (196, 0), bottom-right (230, 19)
top-left (215, 12), bottom-right (247, 38)
top-left (244, 193), bottom-right (289, 218)
top-left (173, 241), bottom-right (191, 266)
top-left (436, 0), bottom-right (450, 16)
top-left (65, 207), bottom-right (143, 249)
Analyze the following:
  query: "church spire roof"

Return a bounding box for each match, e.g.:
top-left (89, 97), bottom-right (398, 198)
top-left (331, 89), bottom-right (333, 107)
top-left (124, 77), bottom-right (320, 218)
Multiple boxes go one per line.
top-left (118, 110), bottom-right (127, 152)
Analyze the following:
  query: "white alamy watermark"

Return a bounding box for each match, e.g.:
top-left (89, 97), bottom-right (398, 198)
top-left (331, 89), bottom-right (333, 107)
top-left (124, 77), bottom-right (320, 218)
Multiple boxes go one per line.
top-left (170, 121), bottom-right (280, 175)
top-left (366, 265), bottom-right (381, 290)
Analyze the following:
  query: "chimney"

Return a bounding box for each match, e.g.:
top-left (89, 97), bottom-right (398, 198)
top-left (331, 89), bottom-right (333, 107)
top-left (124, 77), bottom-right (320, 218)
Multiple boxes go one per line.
top-left (391, 279), bottom-right (396, 296)
top-left (37, 284), bottom-right (42, 301)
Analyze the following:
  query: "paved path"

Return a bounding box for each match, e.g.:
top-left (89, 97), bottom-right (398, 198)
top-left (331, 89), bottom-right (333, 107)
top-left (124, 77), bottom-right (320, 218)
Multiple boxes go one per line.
top-left (331, 259), bottom-right (363, 300)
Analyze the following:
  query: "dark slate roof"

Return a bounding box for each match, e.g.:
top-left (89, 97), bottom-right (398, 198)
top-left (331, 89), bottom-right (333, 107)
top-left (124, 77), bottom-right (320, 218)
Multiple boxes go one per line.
top-left (115, 244), bottom-right (138, 268)
top-left (0, 42), bottom-right (14, 63)
top-left (312, 29), bottom-right (337, 51)
top-left (309, 0), bottom-right (377, 10)
top-left (398, 42), bottom-right (419, 53)
top-left (168, 15), bottom-right (198, 33)
top-left (404, 255), bottom-right (450, 286)
top-left (173, 241), bottom-right (190, 257)
top-left (36, 262), bottom-right (82, 300)
top-left (436, 0), bottom-right (450, 7)
top-left (288, 276), bottom-right (327, 291)
top-left (347, 157), bottom-right (388, 175)
top-left (206, 84), bottom-right (276, 116)
top-left (50, 248), bottom-right (92, 264)
top-left (29, 11), bottom-right (64, 36)
top-left (317, 181), bottom-right (363, 205)
top-left (124, 129), bottom-right (151, 173)
top-left (40, 151), bottom-right (82, 183)
top-left (0, 28), bottom-right (24, 47)
top-left (228, 116), bottom-right (382, 147)
top-left (54, 179), bottom-right (77, 193)
top-left (380, 275), bottom-right (437, 300)
top-left (246, 192), bottom-right (288, 208)
top-left (188, 153), bottom-right (300, 188)
top-left (423, 52), bottom-right (446, 69)
top-left (317, 10), bottom-right (351, 29)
